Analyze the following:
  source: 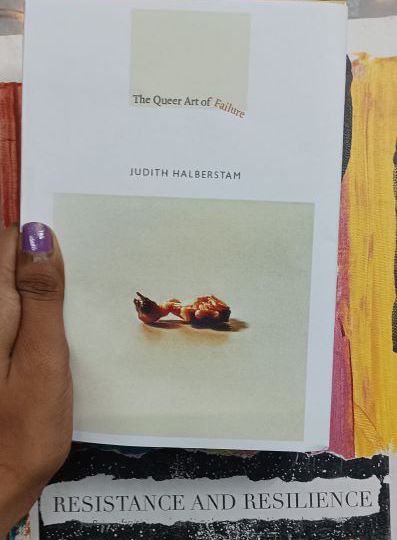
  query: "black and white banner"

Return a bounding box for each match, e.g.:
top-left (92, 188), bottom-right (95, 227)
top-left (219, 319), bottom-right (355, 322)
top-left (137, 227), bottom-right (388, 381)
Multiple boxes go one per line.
top-left (37, 446), bottom-right (390, 539)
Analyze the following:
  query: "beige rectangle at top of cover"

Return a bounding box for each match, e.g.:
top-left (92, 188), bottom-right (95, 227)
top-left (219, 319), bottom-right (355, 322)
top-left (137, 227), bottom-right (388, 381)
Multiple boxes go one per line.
top-left (130, 10), bottom-right (250, 111)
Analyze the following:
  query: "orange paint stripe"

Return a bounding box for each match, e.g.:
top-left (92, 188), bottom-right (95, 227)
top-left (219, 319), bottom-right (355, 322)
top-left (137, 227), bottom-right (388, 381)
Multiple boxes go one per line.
top-left (0, 82), bottom-right (22, 229)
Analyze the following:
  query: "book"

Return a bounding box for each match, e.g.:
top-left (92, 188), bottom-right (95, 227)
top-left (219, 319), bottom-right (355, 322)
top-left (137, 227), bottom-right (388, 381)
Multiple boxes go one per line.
top-left (21, 0), bottom-right (347, 451)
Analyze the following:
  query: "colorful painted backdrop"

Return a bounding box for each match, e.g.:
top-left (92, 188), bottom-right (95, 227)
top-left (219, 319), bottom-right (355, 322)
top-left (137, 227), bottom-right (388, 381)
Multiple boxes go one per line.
top-left (333, 53), bottom-right (397, 457)
top-left (1, 55), bottom-right (397, 460)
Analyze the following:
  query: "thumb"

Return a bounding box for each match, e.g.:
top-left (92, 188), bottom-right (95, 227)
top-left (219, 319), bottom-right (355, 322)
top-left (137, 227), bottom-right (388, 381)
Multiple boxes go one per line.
top-left (13, 223), bottom-right (68, 374)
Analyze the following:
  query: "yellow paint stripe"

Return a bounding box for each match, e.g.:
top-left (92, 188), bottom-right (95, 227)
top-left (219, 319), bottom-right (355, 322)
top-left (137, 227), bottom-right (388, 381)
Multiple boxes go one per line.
top-left (347, 54), bottom-right (397, 456)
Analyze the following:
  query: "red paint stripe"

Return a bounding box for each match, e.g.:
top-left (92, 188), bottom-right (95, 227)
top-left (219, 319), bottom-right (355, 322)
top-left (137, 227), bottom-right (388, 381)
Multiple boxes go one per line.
top-left (0, 82), bottom-right (22, 229)
top-left (329, 174), bottom-right (355, 458)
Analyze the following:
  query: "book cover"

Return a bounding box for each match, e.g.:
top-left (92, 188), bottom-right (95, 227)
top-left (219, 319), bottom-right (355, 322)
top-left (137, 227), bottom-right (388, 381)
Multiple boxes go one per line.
top-left (21, 0), bottom-right (347, 450)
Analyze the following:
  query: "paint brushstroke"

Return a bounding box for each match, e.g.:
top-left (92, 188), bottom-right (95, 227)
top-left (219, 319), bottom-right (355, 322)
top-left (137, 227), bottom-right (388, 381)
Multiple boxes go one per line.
top-left (9, 518), bottom-right (33, 540)
top-left (342, 56), bottom-right (353, 179)
top-left (392, 141), bottom-right (397, 352)
top-left (329, 57), bottom-right (355, 459)
top-left (347, 54), bottom-right (397, 456)
top-left (330, 174), bottom-right (355, 458)
top-left (0, 82), bottom-right (21, 229)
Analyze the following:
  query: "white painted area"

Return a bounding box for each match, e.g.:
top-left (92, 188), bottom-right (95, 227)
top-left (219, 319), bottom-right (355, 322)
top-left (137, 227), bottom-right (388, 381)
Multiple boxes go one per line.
top-left (0, 33), bottom-right (22, 81)
top-left (348, 15), bottom-right (397, 56)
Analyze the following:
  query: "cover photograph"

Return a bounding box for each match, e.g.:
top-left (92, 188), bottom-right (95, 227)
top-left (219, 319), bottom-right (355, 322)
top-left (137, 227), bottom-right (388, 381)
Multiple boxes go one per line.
top-left (21, 0), bottom-right (348, 451)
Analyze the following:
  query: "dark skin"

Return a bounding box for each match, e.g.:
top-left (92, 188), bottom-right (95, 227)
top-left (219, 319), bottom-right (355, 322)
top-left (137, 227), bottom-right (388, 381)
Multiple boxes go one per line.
top-left (0, 225), bottom-right (72, 536)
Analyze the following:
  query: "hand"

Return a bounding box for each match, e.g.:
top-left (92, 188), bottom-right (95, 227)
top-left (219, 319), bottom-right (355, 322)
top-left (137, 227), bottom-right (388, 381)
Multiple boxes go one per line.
top-left (0, 223), bottom-right (72, 536)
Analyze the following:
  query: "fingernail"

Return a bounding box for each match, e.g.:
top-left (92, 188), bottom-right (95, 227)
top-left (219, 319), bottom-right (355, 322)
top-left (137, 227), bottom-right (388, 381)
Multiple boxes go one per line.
top-left (22, 222), bottom-right (53, 254)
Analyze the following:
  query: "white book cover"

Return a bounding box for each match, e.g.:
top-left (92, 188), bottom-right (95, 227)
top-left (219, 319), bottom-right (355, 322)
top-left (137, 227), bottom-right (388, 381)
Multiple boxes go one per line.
top-left (21, 0), bottom-right (347, 451)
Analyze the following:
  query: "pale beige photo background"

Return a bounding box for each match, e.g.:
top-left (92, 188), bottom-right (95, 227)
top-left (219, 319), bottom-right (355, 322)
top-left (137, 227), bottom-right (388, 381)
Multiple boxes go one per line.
top-left (131, 10), bottom-right (250, 110)
top-left (54, 194), bottom-right (314, 442)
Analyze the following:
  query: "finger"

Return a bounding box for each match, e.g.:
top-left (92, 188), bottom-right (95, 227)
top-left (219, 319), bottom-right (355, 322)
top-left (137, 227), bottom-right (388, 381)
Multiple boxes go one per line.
top-left (13, 222), bottom-right (69, 375)
top-left (0, 225), bottom-right (21, 373)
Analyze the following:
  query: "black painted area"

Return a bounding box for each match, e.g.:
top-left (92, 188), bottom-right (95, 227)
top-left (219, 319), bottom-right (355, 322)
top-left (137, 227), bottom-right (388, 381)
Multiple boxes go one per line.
top-left (342, 56), bottom-right (353, 180)
top-left (50, 445), bottom-right (388, 483)
top-left (39, 513), bottom-right (391, 540)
